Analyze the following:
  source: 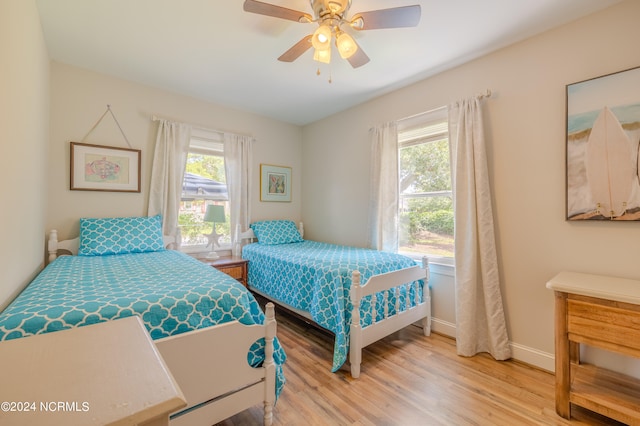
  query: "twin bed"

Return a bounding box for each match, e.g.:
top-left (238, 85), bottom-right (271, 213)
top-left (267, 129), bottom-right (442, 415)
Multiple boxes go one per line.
top-left (0, 216), bottom-right (284, 426)
top-left (242, 220), bottom-right (431, 378)
top-left (0, 216), bottom-right (431, 425)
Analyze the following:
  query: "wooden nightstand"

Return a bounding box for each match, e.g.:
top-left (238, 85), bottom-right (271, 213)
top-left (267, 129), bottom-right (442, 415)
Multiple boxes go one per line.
top-left (199, 256), bottom-right (248, 287)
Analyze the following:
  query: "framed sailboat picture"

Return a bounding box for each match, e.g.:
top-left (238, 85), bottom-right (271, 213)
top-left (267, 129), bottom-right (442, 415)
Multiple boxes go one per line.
top-left (566, 66), bottom-right (640, 221)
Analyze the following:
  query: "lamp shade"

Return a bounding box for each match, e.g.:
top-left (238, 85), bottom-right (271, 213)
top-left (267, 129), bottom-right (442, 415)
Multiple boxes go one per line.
top-left (336, 31), bottom-right (357, 59)
top-left (312, 25), bottom-right (332, 51)
top-left (313, 45), bottom-right (332, 64)
top-left (204, 204), bottom-right (225, 223)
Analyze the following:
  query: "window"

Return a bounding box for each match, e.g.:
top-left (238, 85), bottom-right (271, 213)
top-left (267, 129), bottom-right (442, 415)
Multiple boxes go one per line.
top-left (397, 109), bottom-right (454, 262)
top-left (178, 128), bottom-right (230, 252)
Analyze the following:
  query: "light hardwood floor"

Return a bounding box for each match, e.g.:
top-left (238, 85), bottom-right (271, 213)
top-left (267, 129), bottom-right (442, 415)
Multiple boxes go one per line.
top-left (217, 304), bottom-right (625, 426)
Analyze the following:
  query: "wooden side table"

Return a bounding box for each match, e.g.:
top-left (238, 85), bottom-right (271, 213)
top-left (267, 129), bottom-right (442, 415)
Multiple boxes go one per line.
top-left (547, 271), bottom-right (640, 424)
top-left (198, 256), bottom-right (248, 287)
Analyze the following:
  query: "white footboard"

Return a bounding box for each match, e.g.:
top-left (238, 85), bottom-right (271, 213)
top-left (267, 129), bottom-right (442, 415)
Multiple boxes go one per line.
top-left (349, 258), bottom-right (430, 378)
top-left (155, 303), bottom-right (277, 426)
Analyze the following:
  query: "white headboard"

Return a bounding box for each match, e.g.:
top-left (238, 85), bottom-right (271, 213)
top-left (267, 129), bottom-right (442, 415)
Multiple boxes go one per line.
top-left (47, 230), bottom-right (176, 262)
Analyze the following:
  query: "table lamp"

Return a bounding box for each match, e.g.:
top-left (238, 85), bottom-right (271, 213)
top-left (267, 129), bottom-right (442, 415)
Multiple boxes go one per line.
top-left (204, 204), bottom-right (226, 259)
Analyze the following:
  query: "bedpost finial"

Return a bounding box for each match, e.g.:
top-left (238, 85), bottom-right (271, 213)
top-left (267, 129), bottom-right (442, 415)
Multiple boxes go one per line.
top-left (48, 230), bottom-right (59, 263)
top-left (352, 270), bottom-right (361, 285)
top-left (265, 302), bottom-right (275, 321)
top-left (421, 256), bottom-right (430, 281)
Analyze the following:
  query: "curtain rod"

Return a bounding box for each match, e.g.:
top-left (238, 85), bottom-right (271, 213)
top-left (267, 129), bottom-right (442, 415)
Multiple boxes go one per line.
top-left (398, 105), bottom-right (447, 123)
top-left (397, 89), bottom-right (493, 123)
top-left (476, 89), bottom-right (492, 99)
top-left (151, 114), bottom-right (253, 139)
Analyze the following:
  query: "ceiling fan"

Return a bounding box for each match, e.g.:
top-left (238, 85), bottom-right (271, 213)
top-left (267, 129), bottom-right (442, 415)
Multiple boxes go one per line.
top-left (243, 0), bottom-right (421, 68)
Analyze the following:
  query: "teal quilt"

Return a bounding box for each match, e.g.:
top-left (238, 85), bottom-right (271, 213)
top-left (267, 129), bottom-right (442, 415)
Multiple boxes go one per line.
top-left (242, 240), bottom-right (422, 372)
top-left (0, 250), bottom-right (286, 395)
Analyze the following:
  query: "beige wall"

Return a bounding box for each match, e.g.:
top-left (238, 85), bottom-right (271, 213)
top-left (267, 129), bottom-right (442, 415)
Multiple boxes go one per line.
top-left (48, 62), bottom-right (303, 241)
top-left (0, 0), bottom-right (50, 310)
top-left (302, 0), bottom-right (640, 371)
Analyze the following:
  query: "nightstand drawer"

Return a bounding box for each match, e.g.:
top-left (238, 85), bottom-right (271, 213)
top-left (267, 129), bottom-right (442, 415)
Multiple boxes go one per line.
top-left (195, 256), bottom-right (248, 287)
top-left (219, 265), bottom-right (244, 280)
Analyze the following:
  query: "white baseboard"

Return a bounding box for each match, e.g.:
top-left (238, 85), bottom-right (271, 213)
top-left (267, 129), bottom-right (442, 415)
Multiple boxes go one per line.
top-left (509, 342), bottom-right (555, 372)
top-left (431, 317), bottom-right (456, 337)
top-left (426, 317), bottom-right (555, 373)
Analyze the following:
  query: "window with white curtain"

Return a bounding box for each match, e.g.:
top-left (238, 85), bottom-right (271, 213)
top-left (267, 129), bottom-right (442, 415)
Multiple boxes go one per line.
top-left (397, 108), bottom-right (454, 263)
top-left (178, 128), bottom-right (230, 252)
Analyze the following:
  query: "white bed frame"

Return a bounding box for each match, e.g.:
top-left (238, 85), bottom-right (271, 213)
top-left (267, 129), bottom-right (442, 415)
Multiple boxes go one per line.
top-left (47, 230), bottom-right (277, 426)
top-left (241, 223), bottom-right (431, 378)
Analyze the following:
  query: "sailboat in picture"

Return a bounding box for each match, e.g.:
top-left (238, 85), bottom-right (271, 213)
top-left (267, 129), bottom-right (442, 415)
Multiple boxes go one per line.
top-left (585, 106), bottom-right (633, 219)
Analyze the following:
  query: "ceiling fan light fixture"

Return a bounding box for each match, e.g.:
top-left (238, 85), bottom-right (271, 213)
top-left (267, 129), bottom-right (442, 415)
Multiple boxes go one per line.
top-left (311, 25), bottom-right (332, 50)
top-left (326, 0), bottom-right (350, 14)
top-left (349, 15), bottom-right (364, 30)
top-left (336, 31), bottom-right (357, 59)
top-left (313, 45), bottom-right (332, 64)
top-left (243, 0), bottom-right (421, 68)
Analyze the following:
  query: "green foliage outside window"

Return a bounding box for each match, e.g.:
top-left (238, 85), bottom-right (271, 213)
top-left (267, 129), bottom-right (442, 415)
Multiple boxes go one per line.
top-left (184, 153), bottom-right (226, 183)
top-left (400, 138), bottom-right (450, 194)
top-left (399, 137), bottom-right (454, 257)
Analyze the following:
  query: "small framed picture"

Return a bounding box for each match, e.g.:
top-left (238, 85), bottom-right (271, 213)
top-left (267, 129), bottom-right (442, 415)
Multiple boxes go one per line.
top-left (260, 164), bottom-right (291, 202)
top-left (70, 142), bottom-right (141, 192)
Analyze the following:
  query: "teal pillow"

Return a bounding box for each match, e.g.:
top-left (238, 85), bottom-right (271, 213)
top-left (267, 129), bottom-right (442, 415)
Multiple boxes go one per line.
top-left (78, 215), bottom-right (165, 256)
top-left (250, 220), bottom-right (303, 245)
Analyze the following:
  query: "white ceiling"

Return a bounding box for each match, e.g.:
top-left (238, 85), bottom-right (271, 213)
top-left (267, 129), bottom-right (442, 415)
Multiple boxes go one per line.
top-left (35, 0), bottom-right (622, 126)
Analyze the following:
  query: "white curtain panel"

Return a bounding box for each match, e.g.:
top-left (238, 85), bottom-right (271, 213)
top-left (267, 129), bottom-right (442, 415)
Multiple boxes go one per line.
top-left (368, 122), bottom-right (399, 252)
top-left (449, 97), bottom-right (511, 360)
top-left (148, 119), bottom-right (191, 241)
top-left (224, 133), bottom-right (253, 249)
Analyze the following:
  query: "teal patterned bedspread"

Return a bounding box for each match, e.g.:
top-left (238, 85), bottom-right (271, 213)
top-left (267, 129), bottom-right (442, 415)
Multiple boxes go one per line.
top-left (0, 250), bottom-right (286, 395)
top-left (242, 240), bottom-right (422, 372)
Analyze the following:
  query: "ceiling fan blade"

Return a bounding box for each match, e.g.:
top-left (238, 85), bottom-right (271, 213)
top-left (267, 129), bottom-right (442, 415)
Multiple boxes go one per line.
top-left (350, 5), bottom-right (421, 30)
top-left (346, 40), bottom-right (370, 68)
top-left (278, 35), bottom-right (313, 62)
top-left (243, 0), bottom-right (313, 23)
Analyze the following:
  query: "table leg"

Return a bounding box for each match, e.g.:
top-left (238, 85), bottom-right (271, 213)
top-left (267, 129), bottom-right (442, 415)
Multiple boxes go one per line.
top-left (554, 291), bottom-right (571, 419)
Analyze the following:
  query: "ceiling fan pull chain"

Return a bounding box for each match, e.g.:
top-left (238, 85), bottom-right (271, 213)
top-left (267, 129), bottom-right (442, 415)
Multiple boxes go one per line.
top-left (315, 65), bottom-right (332, 84)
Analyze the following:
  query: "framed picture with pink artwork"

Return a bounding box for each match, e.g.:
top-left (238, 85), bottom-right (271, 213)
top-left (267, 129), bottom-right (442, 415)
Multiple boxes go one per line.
top-left (70, 142), bottom-right (141, 192)
top-left (260, 164), bottom-right (291, 202)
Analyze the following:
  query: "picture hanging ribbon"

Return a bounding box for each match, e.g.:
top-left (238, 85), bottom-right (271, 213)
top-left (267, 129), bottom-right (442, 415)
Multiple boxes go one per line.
top-left (81, 104), bottom-right (132, 149)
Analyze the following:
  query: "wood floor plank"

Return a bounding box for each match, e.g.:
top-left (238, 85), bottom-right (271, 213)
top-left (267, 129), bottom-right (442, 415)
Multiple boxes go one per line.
top-left (215, 306), bottom-right (625, 425)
